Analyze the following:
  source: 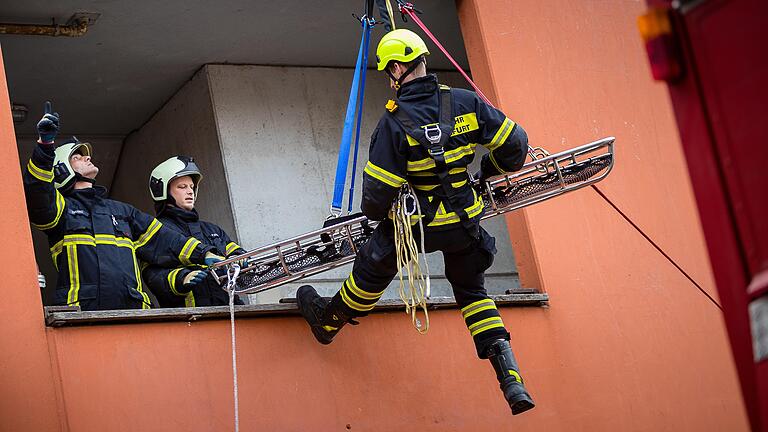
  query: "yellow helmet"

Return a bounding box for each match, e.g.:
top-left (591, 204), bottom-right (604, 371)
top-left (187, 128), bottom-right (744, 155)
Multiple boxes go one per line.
top-left (376, 29), bottom-right (430, 71)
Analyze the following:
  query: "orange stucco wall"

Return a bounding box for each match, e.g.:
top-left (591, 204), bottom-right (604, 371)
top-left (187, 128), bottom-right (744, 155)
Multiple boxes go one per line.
top-left (0, 1), bottom-right (751, 430)
top-left (457, 0), bottom-right (749, 430)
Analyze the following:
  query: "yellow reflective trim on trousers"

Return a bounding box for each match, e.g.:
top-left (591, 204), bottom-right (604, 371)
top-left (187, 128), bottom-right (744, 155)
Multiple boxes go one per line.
top-left (470, 322), bottom-right (506, 337)
top-left (66, 244), bottom-right (80, 306)
top-left (134, 219), bottom-right (162, 249)
top-left (364, 162), bottom-right (406, 188)
top-left (32, 191), bottom-right (65, 230)
top-left (468, 316), bottom-right (504, 331)
top-left (225, 242), bottom-right (240, 256)
top-left (179, 238), bottom-right (200, 266)
top-left (451, 113), bottom-right (479, 136)
top-left (463, 305), bottom-right (498, 320)
top-left (346, 274), bottom-right (385, 300)
top-left (487, 118), bottom-right (515, 151)
top-left (340, 285), bottom-right (375, 312)
top-left (451, 180), bottom-right (467, 188)
top-left (27, 159), bottom-right (54, 182)
top-left (461, 298), bottom-right (495, 314)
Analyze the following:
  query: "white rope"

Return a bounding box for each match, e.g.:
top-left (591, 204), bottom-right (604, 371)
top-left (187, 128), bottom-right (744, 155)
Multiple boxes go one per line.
top-left (392, 184), bottom-right (431, 333)
top-left (226, 264), bottom-right (241, 432)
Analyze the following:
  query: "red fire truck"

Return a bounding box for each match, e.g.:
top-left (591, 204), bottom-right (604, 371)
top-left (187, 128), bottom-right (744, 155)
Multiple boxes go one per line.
top-left (639, 0), bottom-right (767, 430)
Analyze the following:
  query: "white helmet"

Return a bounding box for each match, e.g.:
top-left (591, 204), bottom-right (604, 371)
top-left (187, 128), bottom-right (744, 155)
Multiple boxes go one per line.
top-left (53, 139), bottom-right (93, 191)
top-left (149, 156), bottom-right (202, 203)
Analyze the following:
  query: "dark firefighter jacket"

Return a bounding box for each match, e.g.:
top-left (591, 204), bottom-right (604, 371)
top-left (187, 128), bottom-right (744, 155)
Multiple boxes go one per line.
top-left (361, 74), bottom-right (528, 232)
top-left (23, 144), bottom-right (213, 311)
top-left (142, 205), bottom-right (245, 307)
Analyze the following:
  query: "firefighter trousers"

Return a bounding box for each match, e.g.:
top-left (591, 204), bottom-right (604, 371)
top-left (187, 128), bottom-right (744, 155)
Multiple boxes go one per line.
top-left (332, 219), bottom-right (511, 357)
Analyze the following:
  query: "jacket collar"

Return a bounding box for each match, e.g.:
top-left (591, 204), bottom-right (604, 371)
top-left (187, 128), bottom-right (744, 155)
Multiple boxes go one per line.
top-left (163, 205), bottom-right (199, 223)
top-left (396, 74), bottom-right (439, 101)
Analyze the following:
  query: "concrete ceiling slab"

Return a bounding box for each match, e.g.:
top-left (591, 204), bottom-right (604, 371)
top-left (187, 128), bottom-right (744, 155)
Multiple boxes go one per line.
top-left (1, 0), bottom-right (468, 136)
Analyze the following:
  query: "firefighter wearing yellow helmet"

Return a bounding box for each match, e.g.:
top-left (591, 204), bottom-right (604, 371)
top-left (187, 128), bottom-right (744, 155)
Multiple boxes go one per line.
top-left (23, 102), bottom-right (223, 310)
top-left (296, 30), bottom-right (536, 415)
top-left (142, 156), bottom-right (246, 308)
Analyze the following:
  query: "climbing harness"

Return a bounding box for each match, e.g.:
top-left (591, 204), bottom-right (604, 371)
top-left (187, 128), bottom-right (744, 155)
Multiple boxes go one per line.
top-left (392, 184), bottom-right (431, 333)
top-left (212, 0), bottom-right (616, 325)
top-left (211, 136), bottom-right (615, 294)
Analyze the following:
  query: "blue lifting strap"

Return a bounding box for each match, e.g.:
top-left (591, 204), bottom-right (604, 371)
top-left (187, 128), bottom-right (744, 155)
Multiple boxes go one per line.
top-left (347, 19), bottom-right (372, 213)
top-left (331, 18), bottom-right (372, 216)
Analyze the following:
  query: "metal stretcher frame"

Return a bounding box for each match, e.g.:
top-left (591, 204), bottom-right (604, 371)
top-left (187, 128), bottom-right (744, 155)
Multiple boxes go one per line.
top-left (210, 136), bottom-right (615, 295)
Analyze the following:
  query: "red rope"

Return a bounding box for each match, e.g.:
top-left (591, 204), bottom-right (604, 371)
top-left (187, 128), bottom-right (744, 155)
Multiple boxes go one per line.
top-left (400, 4), bottom-right (494, 107)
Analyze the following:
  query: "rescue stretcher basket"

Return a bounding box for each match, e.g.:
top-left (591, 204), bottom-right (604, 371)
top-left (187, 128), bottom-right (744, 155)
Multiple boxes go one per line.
top-left (210, 136), bottom-right (615, 294)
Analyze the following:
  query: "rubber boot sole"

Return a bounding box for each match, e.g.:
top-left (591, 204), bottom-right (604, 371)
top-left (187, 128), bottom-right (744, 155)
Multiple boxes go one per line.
top-left (502, 381), bottom-right (535, 415)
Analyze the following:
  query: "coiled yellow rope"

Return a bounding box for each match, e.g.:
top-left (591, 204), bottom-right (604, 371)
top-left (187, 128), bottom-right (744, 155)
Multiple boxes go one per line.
top-left (392, 184), bottom-right (431, 334)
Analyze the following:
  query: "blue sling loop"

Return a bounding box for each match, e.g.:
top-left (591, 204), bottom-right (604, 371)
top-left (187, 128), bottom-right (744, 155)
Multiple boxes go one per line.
top-left (330, 17), bottom-right (372, 216)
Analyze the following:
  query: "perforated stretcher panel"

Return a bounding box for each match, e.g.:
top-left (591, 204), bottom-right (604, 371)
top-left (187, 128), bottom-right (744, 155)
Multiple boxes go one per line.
top-left (211, 137), bottom-right (615, 294)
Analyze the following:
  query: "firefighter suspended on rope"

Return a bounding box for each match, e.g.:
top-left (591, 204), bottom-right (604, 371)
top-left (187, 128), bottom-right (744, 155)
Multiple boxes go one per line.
top-left (295, 27), bottom-right (536, 415)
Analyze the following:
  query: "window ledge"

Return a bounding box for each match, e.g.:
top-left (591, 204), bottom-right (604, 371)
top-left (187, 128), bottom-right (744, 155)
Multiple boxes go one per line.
top-left (44, 292), bottom-right (548, 327)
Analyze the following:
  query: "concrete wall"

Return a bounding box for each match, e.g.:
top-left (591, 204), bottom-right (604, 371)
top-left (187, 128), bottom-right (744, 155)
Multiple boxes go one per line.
top-left (111, 67), bottom-right (237, 242)
top-left (206, 64), bottom-right (520, 303)
top-left (112, 63), bottom-right (522, 304)
top-left (455, 0), bottom-right (749, 430)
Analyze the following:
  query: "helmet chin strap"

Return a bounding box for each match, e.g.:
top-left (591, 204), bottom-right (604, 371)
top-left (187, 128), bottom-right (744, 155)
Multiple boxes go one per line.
top-left (387, 57), bottom-right (425, 90)
top-left (73, 173), bottom-right (96, 185)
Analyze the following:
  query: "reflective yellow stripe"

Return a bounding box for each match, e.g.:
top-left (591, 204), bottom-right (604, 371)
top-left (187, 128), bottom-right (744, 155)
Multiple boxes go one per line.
top-left (184, 292), bottom-right (196, 307)
top-left (406, 144), bottom-right (476, 172)
top-left (406, 135), bottom-right (420, 147)
top-left (451, 113), bottom-right (479, 136)
top-left (322, 325), bottom-right (339, 332)
top-left (463, 305), bottom-right (498, 320)
top-left (168, 268), bottom-right (185, 296)
top-left (134, 219), bottom-right (162, 249)
top-left (451, 180), bottom-right (467, 189)
top-left (413, 184), bottom-right (438, 191)
top-left (489, 151), bottom-right (505, 174)
top-left (27, 159), bottom-right (54, 182)
top-left (66, 244), bottom-right (80, 306)
top-left (179, 238), bottom-right (200, 266)
top-left (508, 370), bottom-right (522, 383)
top-left (31, 191), bottom-right (65, 230)
top-left (470, 321), bottom-right (506, 337)
top-left (131, 246), bottom-right (151, 308)
top-left (225, 242), bottom-right (240, 256)
top-left (345, 274), bottom-right (385, 301)
top-left (340, 285), bottom-right (376, 312)
top-left (364, 162), bottom-right (406, 188)
top-left (468, 316), bottom-right (505, 336)
top-left (487, 118), bottom-right (515, 151)
top-left (445, 144), bottom-right (476, 163)
top-left (461, 298), bottom-right (495, 315)
top-left (427, 194), bottom-right (484, 227)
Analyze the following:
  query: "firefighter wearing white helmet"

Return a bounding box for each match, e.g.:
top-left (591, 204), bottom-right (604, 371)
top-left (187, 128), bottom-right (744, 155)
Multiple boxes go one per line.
top-left (143, 156), bottom-right (246, 307)
top-left (296, 29), bottom-right (535, 415)
top-left (22, 102), bottom-right (224, 311)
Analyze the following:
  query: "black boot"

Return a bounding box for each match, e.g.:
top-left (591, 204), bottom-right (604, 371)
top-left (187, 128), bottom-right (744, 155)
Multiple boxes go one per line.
top-left (296, 285), bottom-right (356, 345)
top-left (486, 339), bottom-right (535, 415)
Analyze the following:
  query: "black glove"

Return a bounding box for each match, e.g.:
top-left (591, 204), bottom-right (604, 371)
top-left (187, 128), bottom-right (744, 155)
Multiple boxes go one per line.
top-left (36, 101), bottom-right (60, 144)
